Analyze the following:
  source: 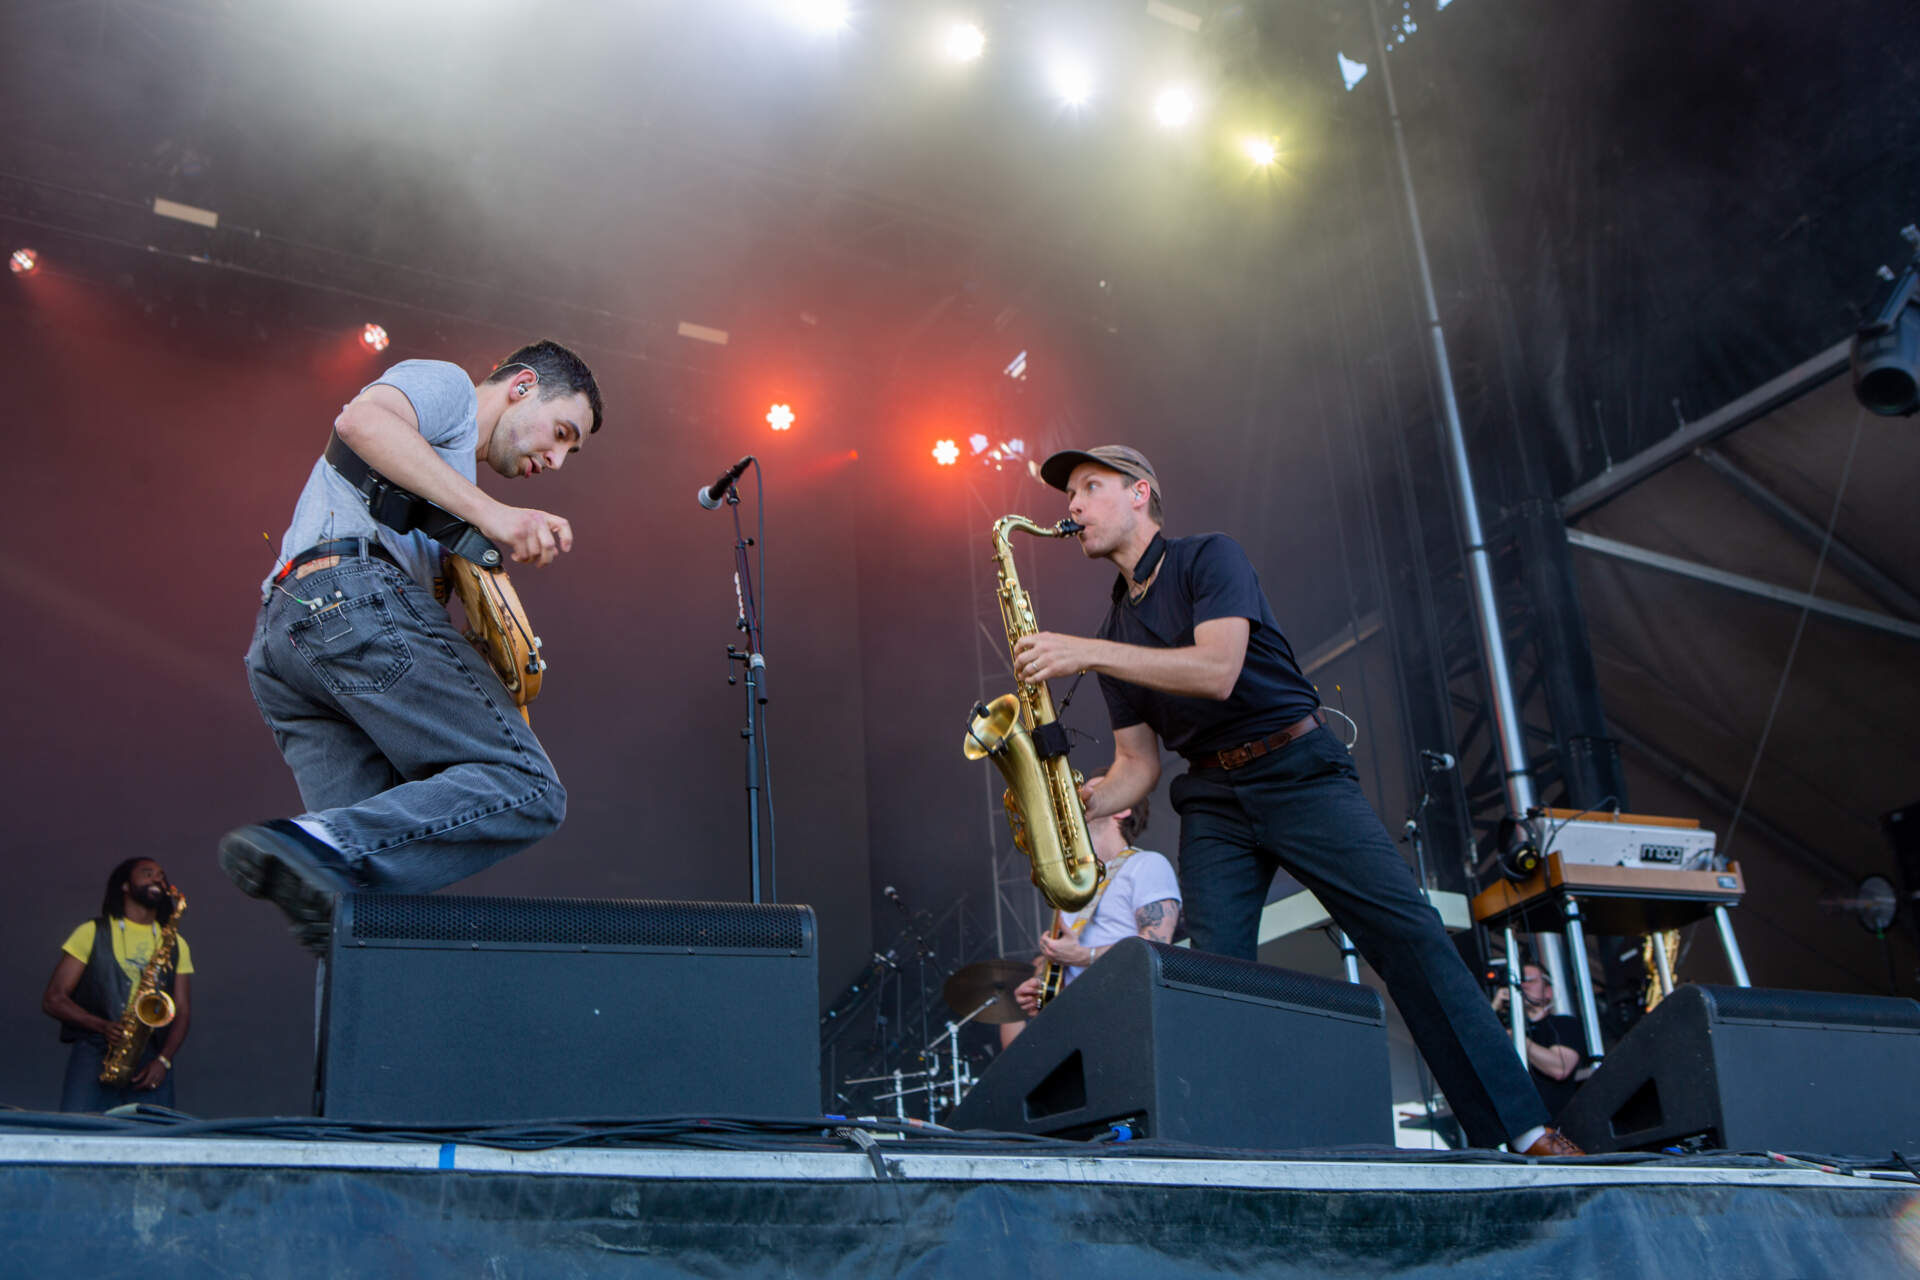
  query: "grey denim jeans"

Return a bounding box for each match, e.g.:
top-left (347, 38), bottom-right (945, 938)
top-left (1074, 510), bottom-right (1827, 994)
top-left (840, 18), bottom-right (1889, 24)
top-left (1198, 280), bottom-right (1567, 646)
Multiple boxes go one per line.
top-left (244, 546), bottom-right (565, 892)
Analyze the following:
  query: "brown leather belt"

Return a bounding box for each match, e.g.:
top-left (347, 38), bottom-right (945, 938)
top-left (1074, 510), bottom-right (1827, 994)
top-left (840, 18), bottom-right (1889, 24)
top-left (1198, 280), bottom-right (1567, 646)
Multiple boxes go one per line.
top-left (1191, 711), bottom-right (1325, 771)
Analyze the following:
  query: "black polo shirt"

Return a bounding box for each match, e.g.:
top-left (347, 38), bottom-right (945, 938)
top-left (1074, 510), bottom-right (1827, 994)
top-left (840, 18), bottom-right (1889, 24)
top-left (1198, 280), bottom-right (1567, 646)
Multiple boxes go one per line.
top-left (1096, 532), bottom-right (1321, 760)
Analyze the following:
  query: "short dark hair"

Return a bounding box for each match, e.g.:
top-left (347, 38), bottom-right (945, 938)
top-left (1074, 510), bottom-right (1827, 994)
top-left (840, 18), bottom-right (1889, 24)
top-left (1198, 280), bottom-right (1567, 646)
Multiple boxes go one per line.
top-left (101, 857), bottom-right (172, 923)
top-left (485, 339), bottom-right (604, 435)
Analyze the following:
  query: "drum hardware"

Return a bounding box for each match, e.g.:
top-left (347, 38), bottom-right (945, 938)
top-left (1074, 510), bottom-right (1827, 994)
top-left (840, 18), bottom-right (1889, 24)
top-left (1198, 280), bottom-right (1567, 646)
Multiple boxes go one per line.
top-left (940, 957), bottom-right (1035, 1025)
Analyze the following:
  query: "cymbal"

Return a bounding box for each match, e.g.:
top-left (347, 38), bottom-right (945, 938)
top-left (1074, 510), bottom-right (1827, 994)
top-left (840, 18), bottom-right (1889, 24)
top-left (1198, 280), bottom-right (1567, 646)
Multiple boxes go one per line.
top-left (942, 958), bottom-right (1035, 1024)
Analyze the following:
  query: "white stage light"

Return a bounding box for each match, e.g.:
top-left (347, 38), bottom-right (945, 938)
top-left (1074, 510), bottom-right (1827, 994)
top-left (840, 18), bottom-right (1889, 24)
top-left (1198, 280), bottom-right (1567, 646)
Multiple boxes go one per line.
top-left (1242, 136), bottom-right (1278, 167)
top-left (943, 21), bottom-right (985, 62)
top-left (1153, 85), bottom-right (1197, 128)
top-left (786, 0), bottom-right (850, 33)
top-left (1049, 57), bottom-right (1094, 107)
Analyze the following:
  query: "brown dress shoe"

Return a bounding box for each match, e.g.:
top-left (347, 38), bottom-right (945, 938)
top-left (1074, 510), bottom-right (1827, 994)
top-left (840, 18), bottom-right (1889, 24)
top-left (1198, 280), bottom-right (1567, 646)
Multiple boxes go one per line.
top-left (1519, 1128), bottom-right (1586, 1157)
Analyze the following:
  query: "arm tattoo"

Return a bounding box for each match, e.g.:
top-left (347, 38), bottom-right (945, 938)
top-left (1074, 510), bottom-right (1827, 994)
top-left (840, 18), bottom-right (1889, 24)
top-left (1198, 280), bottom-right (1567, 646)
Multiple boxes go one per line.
top-left (1135, 899), bottom-right (1180, 942)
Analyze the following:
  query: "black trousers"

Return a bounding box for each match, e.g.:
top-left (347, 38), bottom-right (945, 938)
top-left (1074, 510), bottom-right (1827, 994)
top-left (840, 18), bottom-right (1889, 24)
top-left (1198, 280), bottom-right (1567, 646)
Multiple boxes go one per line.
top-left (1171, 726), bottom-right (1550, 1147)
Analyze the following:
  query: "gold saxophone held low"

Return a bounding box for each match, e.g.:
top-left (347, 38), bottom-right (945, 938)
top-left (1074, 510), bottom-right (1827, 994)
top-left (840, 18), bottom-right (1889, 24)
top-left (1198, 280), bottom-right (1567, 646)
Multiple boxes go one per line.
top-left (963, 515), bottom-right (1103, 912)
top-left (99, 891), bottom-right (185, 1086)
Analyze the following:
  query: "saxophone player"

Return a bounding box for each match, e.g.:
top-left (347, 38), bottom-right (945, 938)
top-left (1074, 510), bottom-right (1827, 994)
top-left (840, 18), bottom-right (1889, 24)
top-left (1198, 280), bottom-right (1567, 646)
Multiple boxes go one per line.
top-left (1012, 446), bottom-right (1581, 1157)
top-left (42, 858), bottom-right (193, 1111)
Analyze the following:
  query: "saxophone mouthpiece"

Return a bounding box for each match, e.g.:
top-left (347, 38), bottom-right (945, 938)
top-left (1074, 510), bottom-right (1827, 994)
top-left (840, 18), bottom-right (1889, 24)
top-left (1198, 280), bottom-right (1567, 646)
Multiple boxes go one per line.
top-left (1058, 519), bottom-right (1084, 536)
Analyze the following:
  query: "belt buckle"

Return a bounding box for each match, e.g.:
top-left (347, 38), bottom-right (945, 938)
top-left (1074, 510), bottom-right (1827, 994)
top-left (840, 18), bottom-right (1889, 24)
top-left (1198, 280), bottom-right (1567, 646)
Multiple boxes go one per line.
top-left (1218, 744), bottom-right (1252, 770)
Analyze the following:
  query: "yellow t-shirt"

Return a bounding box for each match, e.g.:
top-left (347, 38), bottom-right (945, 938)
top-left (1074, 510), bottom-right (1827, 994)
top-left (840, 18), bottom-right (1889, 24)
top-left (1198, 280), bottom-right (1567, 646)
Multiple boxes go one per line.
top-left (63, 919), bottom-right (195, 985)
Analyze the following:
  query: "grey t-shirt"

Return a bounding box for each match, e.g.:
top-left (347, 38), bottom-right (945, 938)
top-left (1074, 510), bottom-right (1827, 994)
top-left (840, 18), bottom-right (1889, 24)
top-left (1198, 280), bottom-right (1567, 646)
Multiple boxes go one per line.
top-left (263, 360), bottom-right (479, 598)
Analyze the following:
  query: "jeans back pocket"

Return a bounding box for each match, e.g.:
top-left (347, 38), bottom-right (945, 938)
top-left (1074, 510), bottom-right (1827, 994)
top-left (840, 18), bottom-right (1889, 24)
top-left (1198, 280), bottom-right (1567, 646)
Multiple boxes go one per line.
top-left (288, 591), bottom-right (413, 695)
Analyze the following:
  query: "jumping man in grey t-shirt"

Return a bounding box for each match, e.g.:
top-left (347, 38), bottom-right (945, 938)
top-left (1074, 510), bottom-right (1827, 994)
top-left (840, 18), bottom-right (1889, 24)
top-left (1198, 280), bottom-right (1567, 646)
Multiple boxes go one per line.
top-left (221, 339), bottom-right (604, 951)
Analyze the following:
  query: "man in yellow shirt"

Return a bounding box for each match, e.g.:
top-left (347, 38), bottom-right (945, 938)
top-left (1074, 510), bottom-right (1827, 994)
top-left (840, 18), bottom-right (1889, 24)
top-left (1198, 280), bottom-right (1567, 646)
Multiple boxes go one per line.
top-left (42, 858), bottom-right (193, 1112)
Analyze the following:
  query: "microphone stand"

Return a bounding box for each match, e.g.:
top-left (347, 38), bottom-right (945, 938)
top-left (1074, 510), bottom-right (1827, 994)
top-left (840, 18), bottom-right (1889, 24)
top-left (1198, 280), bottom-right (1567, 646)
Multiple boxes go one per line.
top-left (722, 483), bottom-right (772, 903)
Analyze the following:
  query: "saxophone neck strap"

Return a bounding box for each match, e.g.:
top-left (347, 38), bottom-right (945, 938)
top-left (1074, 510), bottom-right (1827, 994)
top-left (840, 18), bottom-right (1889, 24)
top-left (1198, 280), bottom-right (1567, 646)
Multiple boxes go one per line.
top-left (1132, 533), bottom-right (1167, 584)
top-left (324, 431), bottom-right (504, 568)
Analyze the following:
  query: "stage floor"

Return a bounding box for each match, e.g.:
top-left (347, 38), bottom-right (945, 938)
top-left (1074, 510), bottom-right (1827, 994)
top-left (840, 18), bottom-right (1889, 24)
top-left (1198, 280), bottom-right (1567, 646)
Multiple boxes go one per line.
top-left (5, 1115), bottom-right (1918, 1278)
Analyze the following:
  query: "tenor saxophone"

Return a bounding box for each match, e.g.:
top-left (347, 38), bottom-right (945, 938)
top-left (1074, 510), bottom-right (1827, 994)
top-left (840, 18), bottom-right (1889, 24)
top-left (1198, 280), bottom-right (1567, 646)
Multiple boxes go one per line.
top-left (99, 891), bottom-right (185, 1086)
top-left (963, 516), bottom-right (1102, 912)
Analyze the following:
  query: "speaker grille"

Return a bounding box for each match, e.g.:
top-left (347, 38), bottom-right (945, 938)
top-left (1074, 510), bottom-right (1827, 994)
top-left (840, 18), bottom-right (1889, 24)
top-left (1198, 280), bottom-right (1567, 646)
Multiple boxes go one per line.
top-left (1149, 943), bottom-right (1385, 1023)
top-left (1695, 984), bottom-right (1920, 1029)
top-left (341, 894), bottom-right (813, 952)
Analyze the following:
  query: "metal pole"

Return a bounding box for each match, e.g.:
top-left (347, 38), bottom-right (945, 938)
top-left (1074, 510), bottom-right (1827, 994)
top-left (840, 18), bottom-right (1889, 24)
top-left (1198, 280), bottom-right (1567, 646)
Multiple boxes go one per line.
top-left (1713, 907), bottom-right (1754, 987)
top-left (1333, 928), bottom-right (1363, 985)
top-left (1560, 895), bottom-right (1607, 1061)
top-left (1650, 934), bottom-right (1676, 997)
top-left (1503, 924), bottom-right (1528, 1063)
top-left (1535, 933), bottom-right (1576, 1017)
top-left (1367, 0), bottom-right (1536, 820)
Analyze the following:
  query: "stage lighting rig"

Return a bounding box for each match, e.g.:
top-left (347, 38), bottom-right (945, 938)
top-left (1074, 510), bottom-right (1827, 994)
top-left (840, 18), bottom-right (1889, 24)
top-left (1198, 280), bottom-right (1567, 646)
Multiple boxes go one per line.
top-left (1852, 224), bottom-right (1920, 417)
top-left (1242, 136), bottom-right (1279, 167)
top-left (932, 438), bottom-right (960, 466)
top-left (767, 403), bottom-right (795, 432)
top-left (9, 248), bottom-right (37, 275)
top-left (361, 323), bottom-right (390, 353)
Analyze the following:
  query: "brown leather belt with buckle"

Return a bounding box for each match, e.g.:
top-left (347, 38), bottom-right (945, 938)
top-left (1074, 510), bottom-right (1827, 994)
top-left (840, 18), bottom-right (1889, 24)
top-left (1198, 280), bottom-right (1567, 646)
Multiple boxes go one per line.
top-left (1192, 711), bottom-right (1326, 771)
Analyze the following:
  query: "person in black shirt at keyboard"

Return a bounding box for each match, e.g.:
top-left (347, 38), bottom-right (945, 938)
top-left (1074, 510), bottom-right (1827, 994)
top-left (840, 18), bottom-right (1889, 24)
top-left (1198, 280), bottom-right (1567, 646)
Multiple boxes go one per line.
top-left (1011, 445), bottom-right (1581, 1157)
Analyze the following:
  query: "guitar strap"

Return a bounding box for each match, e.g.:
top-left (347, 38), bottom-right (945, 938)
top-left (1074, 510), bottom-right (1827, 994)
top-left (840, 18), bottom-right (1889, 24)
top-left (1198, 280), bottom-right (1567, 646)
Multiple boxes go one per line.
top-left (1061, 849), bottom-right (1135, 937)
top-left (324, 432), bottom-right (505, 569)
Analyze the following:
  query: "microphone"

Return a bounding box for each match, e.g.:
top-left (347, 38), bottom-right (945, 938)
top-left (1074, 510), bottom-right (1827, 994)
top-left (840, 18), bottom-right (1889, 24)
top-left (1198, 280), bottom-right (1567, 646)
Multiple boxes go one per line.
top-left (696, 455), bottom-right (755, 509)
top-left (884, 885), bottom-right (906, 912)
top-left (1420, 749), bottom-right (1456, 772)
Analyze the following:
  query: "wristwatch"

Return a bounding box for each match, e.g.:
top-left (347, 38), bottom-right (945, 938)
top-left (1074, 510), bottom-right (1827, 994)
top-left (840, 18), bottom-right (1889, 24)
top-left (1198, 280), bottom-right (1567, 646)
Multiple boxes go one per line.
top-left (157, 1054), bottom-right (173, 1071)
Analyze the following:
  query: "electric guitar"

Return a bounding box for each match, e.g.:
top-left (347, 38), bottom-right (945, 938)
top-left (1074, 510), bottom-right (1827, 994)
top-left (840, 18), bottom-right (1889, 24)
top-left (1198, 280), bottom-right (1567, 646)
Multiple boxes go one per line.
top-left (448, 555), bottom-right (545, 724)
top-left (1034, 910), bottom-right (1068, 1013)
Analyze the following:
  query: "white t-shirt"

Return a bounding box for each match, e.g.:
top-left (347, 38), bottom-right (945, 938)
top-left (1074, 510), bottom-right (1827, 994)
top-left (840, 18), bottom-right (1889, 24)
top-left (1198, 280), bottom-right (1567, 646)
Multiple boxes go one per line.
top-left (1056, 849), bottom-right (1181, 983)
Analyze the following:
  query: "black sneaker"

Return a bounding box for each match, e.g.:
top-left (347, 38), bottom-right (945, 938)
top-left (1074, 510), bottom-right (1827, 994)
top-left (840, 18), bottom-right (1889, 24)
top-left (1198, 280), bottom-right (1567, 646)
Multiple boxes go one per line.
top-left (219, 820), bottom-right (361, 954)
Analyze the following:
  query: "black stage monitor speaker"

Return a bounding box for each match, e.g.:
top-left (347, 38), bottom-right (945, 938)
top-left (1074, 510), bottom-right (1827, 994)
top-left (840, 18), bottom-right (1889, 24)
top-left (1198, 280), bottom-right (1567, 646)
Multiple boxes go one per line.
top-left (1558, 984), bottom-right (1920, 1157)
top-left (949, 938), bottom-right (1392, 1148)
top-left (317, 894), bottom-right (819, 1123)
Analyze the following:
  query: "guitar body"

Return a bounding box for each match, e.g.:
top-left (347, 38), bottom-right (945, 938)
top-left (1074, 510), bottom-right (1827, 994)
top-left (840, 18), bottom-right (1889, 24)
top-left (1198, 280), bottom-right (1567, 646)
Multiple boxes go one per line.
top-left (448, 555), bottom-right (545, 724)
top-left (1034, 916), bottom-right (1068, 1013)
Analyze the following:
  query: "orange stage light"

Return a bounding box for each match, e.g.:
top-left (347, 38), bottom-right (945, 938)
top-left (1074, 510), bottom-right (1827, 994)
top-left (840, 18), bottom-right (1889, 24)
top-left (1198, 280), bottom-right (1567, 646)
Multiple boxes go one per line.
top-left (361, 323), bottom-right (390, 353)
top-left (767, 403), bottom-right (795, 432)
top-left (9, 248), bottom-right (38, 275)
top-left (932, 439), bottom-right (960, 466)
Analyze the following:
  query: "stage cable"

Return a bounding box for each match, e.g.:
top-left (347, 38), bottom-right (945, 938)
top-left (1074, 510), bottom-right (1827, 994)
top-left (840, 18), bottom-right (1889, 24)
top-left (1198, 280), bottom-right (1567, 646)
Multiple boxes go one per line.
top-left (1720, 408), bottom-right (1865, 867)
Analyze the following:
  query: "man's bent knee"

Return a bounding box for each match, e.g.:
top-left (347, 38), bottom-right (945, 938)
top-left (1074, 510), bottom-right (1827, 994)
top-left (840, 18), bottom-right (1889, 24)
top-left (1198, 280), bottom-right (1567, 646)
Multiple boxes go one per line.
top-left (527, 775), bottom-right (567, 838)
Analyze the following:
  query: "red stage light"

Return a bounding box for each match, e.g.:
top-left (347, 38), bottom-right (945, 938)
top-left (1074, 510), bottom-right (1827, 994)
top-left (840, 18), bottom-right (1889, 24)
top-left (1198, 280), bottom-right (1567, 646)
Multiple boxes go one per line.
top-left (361, 323), bottom-right (390, 353)
top-left (767, 403), bottom-right (795, 432)
top-left (932, 439), bottom-right (960, 466)
top-left (9, 248), bottom-right (38, 275)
